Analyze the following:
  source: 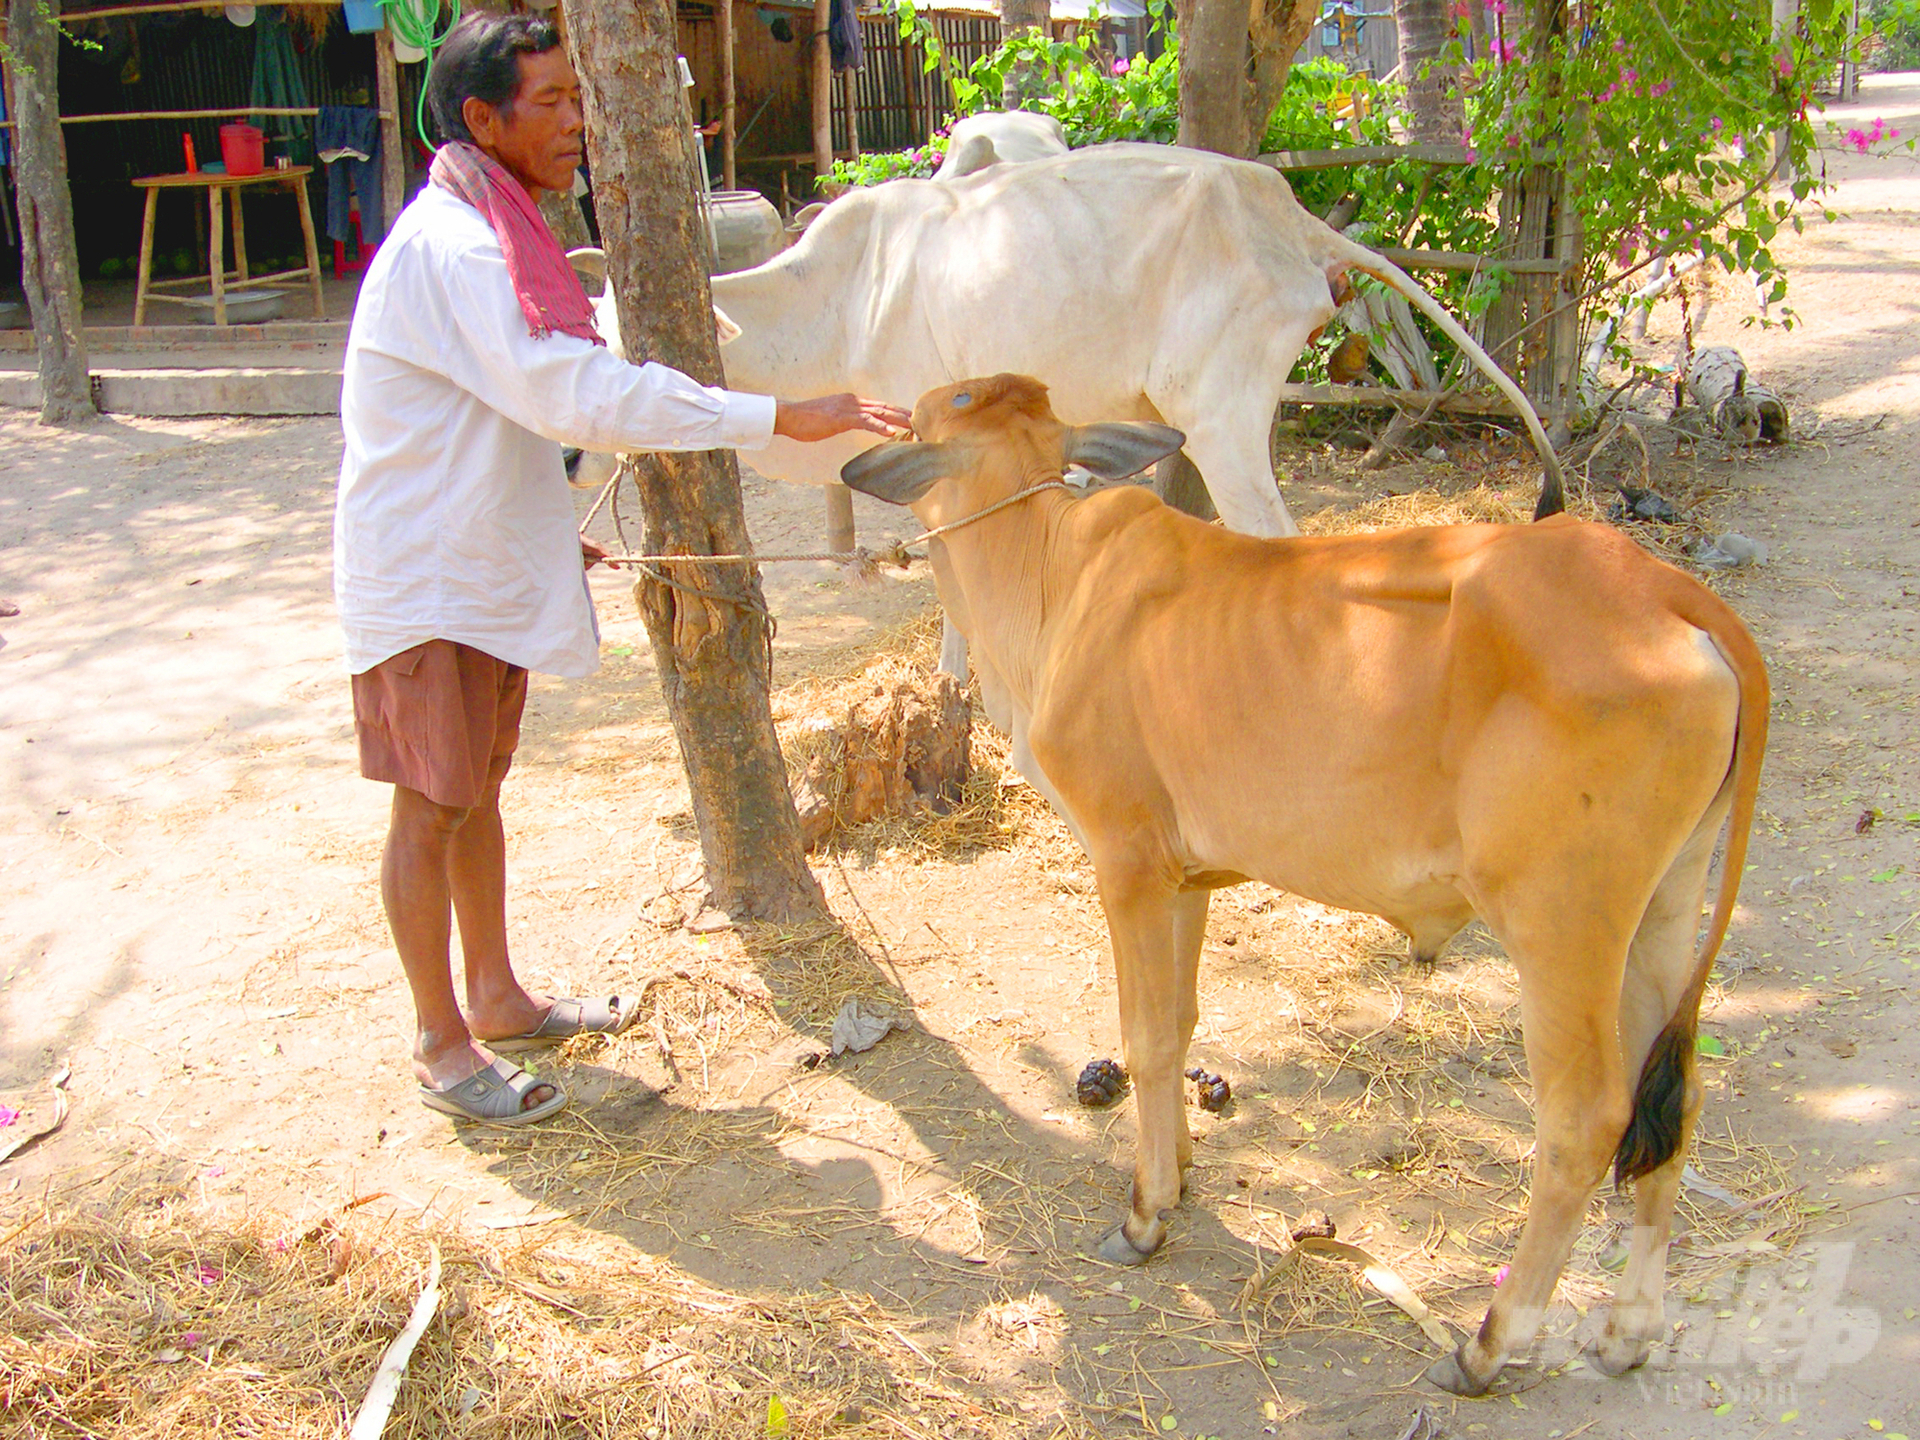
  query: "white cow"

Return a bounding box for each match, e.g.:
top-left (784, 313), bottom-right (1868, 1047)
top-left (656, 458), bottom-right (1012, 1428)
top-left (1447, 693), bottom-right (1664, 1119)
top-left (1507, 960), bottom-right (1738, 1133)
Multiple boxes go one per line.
top-left (931, 110), bottom-right (1069, 180)
top-left (711, 142), bottom-right (1562, 537)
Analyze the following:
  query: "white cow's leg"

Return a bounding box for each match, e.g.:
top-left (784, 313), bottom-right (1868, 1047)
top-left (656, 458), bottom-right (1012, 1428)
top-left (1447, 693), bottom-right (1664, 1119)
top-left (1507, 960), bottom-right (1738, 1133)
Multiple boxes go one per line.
top-left (1094, 865), bottom-right (1191, 1265)
top-left (1146, 384), bottom-right (1298, 537)
top-left (1178, 422), bottom-right (1297, 537)
top-left (938, 619), bottom-right (970, 681)
top-left (1594, 804), bottom-right (1724, 1376)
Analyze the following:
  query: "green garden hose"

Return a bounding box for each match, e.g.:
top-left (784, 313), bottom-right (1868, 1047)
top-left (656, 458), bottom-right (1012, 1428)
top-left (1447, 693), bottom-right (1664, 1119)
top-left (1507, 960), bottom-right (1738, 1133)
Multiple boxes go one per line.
top-left (378, 0), bottom-right (462, 145)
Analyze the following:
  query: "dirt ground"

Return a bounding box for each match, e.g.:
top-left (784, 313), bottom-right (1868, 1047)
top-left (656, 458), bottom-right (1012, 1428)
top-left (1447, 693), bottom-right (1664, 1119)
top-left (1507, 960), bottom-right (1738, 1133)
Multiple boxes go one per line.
top-left (4, 78), bottom-right (1920, 1440)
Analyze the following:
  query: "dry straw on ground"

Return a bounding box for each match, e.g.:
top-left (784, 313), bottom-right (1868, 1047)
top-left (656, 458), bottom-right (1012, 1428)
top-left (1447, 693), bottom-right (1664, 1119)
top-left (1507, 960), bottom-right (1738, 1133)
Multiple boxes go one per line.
top-left (0, 1175), bottom-right (1089, 1440)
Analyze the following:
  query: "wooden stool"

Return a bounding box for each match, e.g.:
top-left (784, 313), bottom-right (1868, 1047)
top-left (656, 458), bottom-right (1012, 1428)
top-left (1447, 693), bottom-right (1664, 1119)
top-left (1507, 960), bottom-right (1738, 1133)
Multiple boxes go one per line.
top-left (132, 166), bottom-right (325, 326)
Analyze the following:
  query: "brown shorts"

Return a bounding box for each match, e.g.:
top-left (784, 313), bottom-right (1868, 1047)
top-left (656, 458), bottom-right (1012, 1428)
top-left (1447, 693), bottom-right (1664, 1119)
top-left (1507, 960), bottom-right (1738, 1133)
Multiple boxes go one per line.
top-left (352, 640), bottom-right (529, 809)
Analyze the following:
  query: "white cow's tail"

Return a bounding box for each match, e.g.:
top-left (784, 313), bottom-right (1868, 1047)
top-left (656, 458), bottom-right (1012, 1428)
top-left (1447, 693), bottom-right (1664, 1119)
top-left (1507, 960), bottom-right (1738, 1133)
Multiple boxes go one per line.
top-left (1323, 237), bottom-right (1567, 520)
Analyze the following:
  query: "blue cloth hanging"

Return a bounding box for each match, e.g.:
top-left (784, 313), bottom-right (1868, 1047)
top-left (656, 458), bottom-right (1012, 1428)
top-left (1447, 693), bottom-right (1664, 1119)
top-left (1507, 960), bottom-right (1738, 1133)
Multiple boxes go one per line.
top-left (317, 105), bottom-right (385, 245)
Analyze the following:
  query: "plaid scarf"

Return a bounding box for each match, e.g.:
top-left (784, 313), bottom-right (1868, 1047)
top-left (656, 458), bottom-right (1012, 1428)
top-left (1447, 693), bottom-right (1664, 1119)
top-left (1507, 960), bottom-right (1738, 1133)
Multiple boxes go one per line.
top-left (429, 141), bottom-right (604, 346)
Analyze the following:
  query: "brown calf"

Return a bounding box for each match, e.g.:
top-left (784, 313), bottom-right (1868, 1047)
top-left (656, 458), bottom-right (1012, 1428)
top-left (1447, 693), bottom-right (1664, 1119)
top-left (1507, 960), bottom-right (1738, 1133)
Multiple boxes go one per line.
top-left (842, 375), bottom-right (1768, 1395)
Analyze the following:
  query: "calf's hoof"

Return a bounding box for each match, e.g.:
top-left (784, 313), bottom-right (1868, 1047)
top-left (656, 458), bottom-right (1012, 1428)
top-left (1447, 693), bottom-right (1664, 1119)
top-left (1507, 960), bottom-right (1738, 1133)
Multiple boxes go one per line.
top-left (1589, 1329), bottom-right (1653, 1378)
top-left (1097, 1224), bottom-right (1159, 1267)
top-left (1423, 1347), bottom-right (1492, 1397)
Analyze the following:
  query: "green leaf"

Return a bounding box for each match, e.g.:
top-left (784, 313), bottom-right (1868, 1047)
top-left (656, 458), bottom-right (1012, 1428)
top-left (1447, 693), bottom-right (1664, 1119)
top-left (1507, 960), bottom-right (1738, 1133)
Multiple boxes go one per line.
top-left (1871, 869), bottom-right (1902, 883)
top-left (1696, 1034), bottom-right (1727, 1056)
top-left (1714, 1401), bottom-right (1735, 1416)
top-left (766, 1395), bottom-right (789, 1437)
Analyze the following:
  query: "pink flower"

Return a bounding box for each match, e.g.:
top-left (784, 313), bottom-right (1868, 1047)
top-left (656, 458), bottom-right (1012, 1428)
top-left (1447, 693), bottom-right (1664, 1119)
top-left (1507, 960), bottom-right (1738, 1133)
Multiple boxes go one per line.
top-left (1493, 1265), bottom-right (1510, 1287)
top-left (1710, 116), bottom-right (1724, 132)
top-left (1493, 35), bottom-right (1518, 62)
top-left (1598, 85), bottom-right (1617, 104)
top-left (1651, 80), bottom-right (1673, 98)
top-left (1775, 51), bottom-right (1792, 78)
top-left (197, 1265), bottom-right (222, 1286)
top-left (1485, 0), bottom-right (1507, 13)
top-left (1620, 67), bottom-right (1638, 86)
top-left (1112, 57), bottom-right (1129, 75)
top-left (0, 1105), bottom-right (17, 1129)
top-left (180, 1331), bottom-right (203, 1349)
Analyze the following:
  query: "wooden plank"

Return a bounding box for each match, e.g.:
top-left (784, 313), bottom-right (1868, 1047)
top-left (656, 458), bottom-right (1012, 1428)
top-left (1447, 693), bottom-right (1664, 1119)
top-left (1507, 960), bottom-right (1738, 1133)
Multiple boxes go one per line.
top-left (1373, 246), bottom-right (1570, 275)
top-left (1276, 382), bottom-right (1520, 416)
top-left (1257, 142), bottom-right (1475, 170)
top-left (1257, 143), bottom-right (1558, 171)
top-left (0, 107), bottom-right (394, 130)
top-left (64, 0), bottom-right (338, 18)
top-left (374, 30), bottom-right (406, 224)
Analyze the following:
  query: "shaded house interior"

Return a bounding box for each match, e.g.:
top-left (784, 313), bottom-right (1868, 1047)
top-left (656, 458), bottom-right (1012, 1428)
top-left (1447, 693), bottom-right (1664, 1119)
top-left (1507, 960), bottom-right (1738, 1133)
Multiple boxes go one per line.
top-left (0, 0), bottom-right (1157, 312)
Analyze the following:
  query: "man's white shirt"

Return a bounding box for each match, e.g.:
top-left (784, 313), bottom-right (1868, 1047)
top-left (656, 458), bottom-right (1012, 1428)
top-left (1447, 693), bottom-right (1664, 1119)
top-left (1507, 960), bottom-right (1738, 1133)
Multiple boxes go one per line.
top-left (335, 184), bottom-right (776, 678)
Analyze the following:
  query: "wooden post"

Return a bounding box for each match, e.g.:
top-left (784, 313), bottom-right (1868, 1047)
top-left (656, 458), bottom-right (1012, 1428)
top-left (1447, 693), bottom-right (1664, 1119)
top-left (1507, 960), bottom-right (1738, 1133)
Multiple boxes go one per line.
top-left (825, 486), bottom-right (856, 553)
top-left (291, 171), bottom-right (325, 318)
top-left (229, 186), bottom-right (249, 283)
top-left (718, 0), bottom-right (737, 190)
top-left (562, 0), bottom-right (828, 923)
top-left (133, 187), bottom-right (160, 326)
top-left (841, 68), bottom-right (860, 159)
top-left (208, 183), bottom-right (227, 325)
top-left (1841, 0), bottom-right (1859, 102)
top-left (811, 0), bottom-right (834, 185)
top-left (7, 0), bottom-right (93, 422)
top-left (374, 28), bottom-right (406, 223)
top-left (899, 26), bottom-right (923, 146)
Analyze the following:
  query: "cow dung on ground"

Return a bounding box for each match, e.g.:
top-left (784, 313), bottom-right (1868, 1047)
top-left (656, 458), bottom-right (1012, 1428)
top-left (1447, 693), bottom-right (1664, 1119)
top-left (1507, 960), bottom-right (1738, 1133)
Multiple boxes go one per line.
top-left (787, 670), bottom-right (970, 849)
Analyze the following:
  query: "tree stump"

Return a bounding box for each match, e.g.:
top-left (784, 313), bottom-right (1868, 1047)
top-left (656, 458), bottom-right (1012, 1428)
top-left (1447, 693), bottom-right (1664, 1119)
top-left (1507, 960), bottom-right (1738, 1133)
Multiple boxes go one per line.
top-left (789, 673), bottom-right (970, 850)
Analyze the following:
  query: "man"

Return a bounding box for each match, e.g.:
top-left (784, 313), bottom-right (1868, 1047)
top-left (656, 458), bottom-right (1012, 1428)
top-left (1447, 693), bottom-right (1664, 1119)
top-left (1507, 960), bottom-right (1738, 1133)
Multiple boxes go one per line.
top-left (335, 12), bottom-right (907, 1127)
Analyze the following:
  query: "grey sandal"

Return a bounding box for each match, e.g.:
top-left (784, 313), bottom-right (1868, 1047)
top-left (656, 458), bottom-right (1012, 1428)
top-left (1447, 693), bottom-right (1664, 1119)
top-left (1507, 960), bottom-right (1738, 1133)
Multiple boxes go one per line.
top-left (488, 995), bottom-right (635, 1054)
top-left (418, 1056), bottom-right (568, 1126)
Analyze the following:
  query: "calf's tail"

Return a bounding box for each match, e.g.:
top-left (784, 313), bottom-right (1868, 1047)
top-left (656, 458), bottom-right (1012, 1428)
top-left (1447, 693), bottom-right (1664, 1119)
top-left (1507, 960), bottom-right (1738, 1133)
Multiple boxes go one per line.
top-left (1322, 237), bottom-right (1567, 520)
top-left (1613, 613), bottom-right (1769, 1185)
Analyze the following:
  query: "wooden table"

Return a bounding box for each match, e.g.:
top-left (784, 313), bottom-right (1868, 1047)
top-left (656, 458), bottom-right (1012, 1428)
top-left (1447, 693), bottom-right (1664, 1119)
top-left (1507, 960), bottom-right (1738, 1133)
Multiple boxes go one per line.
top-left (132, 167), bottom-right (324, 327)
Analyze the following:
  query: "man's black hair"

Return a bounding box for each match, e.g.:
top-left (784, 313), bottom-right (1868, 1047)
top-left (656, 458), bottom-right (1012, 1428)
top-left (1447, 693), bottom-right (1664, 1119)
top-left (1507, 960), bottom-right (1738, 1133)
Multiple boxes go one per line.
top-left (425, 11), bottom-right (564, 146)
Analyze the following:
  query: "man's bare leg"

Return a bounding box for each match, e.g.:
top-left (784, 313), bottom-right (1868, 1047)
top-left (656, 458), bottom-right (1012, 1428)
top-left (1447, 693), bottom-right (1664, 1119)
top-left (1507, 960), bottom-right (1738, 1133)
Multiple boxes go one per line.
top-left (383, 782), bottom-right (554, 1111)
top-left (446, 772), bottom-right (552, 1042)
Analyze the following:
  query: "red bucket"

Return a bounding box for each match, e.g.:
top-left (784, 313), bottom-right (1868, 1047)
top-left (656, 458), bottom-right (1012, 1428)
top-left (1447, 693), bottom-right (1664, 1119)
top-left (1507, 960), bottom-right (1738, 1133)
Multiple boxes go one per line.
top-left (219, 123), bottom-right (266, 177)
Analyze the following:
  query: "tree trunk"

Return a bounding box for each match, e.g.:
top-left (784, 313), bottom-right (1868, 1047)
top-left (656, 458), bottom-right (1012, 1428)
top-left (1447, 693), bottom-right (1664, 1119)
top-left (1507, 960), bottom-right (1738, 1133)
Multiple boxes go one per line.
top-left (562, 0), bottom-right (827, 923)
top-left (537, 188), bottom-right (592, 253)
top-left (1394, 0), bottom-right (1462, 143)
top-left (999, 0), bottom-right (1051, 110)
top-left (9, 0), bottom-right (95, 425)
top-left (1176, 0), bottom-right (1254, 156)
top-left (1179, 0), bottom-right (1319, 159)
top-left (1247, 0), bottom-right (1321, 146)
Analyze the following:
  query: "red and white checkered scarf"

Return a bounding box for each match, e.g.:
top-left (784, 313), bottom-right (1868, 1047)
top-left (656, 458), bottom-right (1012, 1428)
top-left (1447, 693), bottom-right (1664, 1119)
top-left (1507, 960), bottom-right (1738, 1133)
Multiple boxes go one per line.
top-left (429, 140), bottom-right (604, 346)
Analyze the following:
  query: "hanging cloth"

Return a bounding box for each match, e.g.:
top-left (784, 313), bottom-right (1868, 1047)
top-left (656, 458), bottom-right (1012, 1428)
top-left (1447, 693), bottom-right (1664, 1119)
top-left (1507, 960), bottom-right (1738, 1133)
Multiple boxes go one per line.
top-left (249, 9), bottom-right (313, 164)
top-left (828, 0), bottom-right (862, 71)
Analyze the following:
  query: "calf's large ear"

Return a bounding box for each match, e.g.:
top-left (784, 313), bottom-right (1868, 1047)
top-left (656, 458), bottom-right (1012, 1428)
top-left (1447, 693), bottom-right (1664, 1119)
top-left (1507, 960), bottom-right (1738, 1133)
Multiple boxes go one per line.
top-left (1066, 423), bottom-right (1187, 481)
top-left (840, 442), bottom-right (958, 505)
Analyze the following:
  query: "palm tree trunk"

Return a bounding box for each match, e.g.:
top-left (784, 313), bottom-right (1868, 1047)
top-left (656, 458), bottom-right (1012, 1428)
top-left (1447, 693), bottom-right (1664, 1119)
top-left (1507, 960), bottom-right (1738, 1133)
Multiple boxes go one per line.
top-left (1394, 0), bottom-right (1463, 143)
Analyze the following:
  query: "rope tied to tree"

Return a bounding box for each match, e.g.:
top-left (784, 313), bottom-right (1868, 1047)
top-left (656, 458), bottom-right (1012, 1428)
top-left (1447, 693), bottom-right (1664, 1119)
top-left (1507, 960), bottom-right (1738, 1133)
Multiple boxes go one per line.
top-left (596, 479), bottom-right (1073, 579)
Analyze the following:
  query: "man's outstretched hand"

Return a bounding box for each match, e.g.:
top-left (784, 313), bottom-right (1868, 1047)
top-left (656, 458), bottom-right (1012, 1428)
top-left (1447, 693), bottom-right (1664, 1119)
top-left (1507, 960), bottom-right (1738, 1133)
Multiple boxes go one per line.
top-left (773, 394), bottom-right (911, 444)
